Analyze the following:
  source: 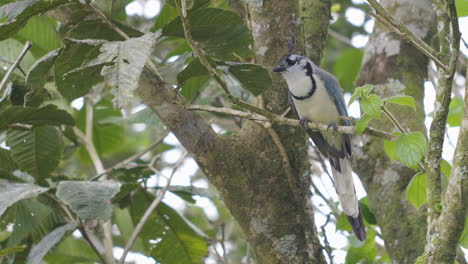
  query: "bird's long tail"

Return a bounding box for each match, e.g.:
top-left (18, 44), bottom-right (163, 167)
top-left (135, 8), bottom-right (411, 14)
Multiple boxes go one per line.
top-left (330, 157), bottom-right (366, 241)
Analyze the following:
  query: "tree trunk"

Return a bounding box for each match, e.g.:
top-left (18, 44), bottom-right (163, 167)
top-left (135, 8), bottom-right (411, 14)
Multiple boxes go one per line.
top-left (136, 1), bottom-right (331, 262)
top-left (355, 0), bottom-right (434, 262)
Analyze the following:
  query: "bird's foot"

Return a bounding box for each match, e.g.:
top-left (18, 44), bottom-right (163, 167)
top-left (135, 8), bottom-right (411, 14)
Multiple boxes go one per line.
top-left (327, 122), bottom-right (339, 133)
top-left (299, 118), bottom-right (309, 129)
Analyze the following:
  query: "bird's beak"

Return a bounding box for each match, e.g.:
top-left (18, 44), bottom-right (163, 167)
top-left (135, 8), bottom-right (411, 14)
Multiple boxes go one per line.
top-left (272, 66), bottom-right (287, 72)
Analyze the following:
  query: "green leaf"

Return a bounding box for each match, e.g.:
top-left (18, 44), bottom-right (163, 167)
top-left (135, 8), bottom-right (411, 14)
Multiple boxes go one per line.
top-left (56, 180), bottom-right (120, 221)
top-left (405, 172), bottom-right (427, 209)
top-left (348, 84), bottom-right (374, 106)
top-left (90, 32), bottom-right (160, 108)
top-left (113, 208), bottom-right (147, 253)
top-left (383, 140), bottom-right (397, 162)
top-left (447, 97), bottom-right (463, 127)
top-left (359, 198), bottom-right (377, 225)
top-left (441, 159), bottom-right (452, 178)
top-left (13, 16), bottom-right (60, 58)
top-left (333, 48), bottom-right (363, 92)
top-left (395, 132), bottom-right (426, 169)
top-left (7, 126), bottom-right (64, 178)
top-left (94, 0), bottom-right (127, 17)
top-left (346, 229), bottom-right (378, 264)
top-left (0, 148), bottom-right (18, 172)
top-left (456, 0), bottom-right (468, 17)
top-left (0, 105), bottom-right (75, 129)
top-left (54, 39), bottom-right (107, 100)
top-left (177, 57), bottom-right (209, 84)
top-left (44, 235), bottom-right (101, 263)
top-left (152, 3), bottom-right (179, 32)
top-left (222, 62), bottom-right (272, 96)
top-left (26, 48), bottom-right (60, 90)
top-left (131, 191), bottom-right (209, 264)
top-left (0, 181), bottom-right (48, 217)
top-left (26, 223), bottom-right (76, 264)
top-left (163, 8), bottom-right (252, 58)
top-left (190, 0), bottom-right (210, 10)
top-left (360, 94), bottom-right (382, 119)
top-left (0, 0), bottom-right (68, 41)
top-left (336, 213), bottom-right (352, 232)
top-left (180, 75), bottom-right (209, 100)
top-left (383, 95), bottom-right (416, 110)
top-left (0, 245), bottom-right (26, 257)
top-left (355, 114), bottom-right (373, 134)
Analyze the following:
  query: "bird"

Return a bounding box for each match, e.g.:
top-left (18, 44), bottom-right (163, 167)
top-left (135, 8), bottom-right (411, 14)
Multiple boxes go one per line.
top-left (272, 40), bottom-right (366, 241)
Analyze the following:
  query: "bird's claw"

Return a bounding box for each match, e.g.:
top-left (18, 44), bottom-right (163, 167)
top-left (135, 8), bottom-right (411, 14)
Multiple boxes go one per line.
top-left (327, 122), bottom-right (338, 133)
top-left (300, 118), bottom-right (309, 129)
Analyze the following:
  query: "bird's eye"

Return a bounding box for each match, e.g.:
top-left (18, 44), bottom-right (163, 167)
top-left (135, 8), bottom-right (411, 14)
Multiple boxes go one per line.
top-left (286, 58), bottom-right (294, 65)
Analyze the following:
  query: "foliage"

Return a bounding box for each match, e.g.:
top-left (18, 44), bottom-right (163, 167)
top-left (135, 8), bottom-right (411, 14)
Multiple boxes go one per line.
top-left (0, 0), bottom-right (465, 263)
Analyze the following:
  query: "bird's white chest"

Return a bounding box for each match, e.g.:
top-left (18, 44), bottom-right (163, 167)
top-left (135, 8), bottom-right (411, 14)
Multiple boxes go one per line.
top-left (291, 75), bottom-right (340, 125)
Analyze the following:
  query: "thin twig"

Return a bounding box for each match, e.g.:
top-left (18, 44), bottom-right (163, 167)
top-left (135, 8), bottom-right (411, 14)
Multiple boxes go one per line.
top-left (366, 0), bottom-right (447, 70)
top-left (0, 41), bottom-right (32, 95)
top-left (79, 223), bottom-right (107, 264)
top-left (187, 104), bottom-right (395, 140)
top-left (382, 104), bottom-right (409, 133)
top-left (83, 1), bottom-right (163, 82)
top-left (0, 56), bottom-right (26, 76)
top-left (320, 214), bottom-right (334, 263)
top-left (118, 153), bottom-right (187, 264)
top-left (89, 130), bottom-right (169, 181)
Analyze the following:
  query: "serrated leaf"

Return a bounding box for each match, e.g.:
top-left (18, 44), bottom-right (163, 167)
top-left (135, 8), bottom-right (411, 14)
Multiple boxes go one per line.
top-left (131, 191), bottom-right (209, 264)
top-left (0, 181), bottom-right (49, 217)
top-left (163, 8), bottom-right (252, 58)
top-left (56, 181), bottom-right (120, 221)
top-left (0, 105), bottom-right (75, 130)
top-left (383, 140), bottom-right (397, 162)
top-left (26, 223), bottom-right (76, 264)
top-left (355, 114), bottom-right (373, 134)
top-left (90, 32), bottom-right (160, 108)
top-left (7, 126), bottom-right (64, 178)
top-left (348, 84), bottom-right (374, 106)
top-left (447, 97), bottom-right (463, 127)
top-left (405, 172), bottom-right (427, 209)
top-left (395, 132), bottom-right (426, 169)
top-left (0, 0), bottom-right (68, 41)
top-left (26, 48), bottom-right (59, 90)
top-left (361, 94), bottom-right (381, 119)
top-left (383, 95), bottom-right (416, 110)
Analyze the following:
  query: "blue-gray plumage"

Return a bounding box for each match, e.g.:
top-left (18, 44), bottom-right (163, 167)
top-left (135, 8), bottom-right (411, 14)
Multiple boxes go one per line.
top-left (274, 53), bottom-right (366, 241)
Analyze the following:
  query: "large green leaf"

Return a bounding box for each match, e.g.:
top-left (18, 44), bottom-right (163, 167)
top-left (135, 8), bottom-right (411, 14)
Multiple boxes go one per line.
top-left (333, 48), bottom-right (362, 92)
top-left (54, 38), bottom-right (107, 100)
top-left (131, 191), bottom-right (208, 264)
top-left (405, 172), bottom-right (427, 209)
top-left (26, 223), bottom-right (76, 264)
top-left (44, 235), bottom-right (101, 263)
top-left (13, 16), bottom-right (60, 58)
top-left (383, 95), bottom-right (416, 110)
top-left (0, 181), bottom-right (48, 217)
top-left (0, 105), bottom-right (75, 130)
top-left (360, 94), bottom-right (381, 119)
top-left (0, 148), bottom-right (17, 172)
top-left (89, 32), bottom-right (160, 108)
top-left (394, 132), bottom-right (426, 169)
top-left (152, 3), bottom-right (179, 32)
top-left (6, 125), bottom-right (64, 178)
top-left (456, 0), bottom-right (468, 17)
top-left (0, 0), bottom-right (68, 41)
top-left (383, 140), bottom-right (397, 162)
top-left (26, 48), bottom-right (59, 90)
top-left (163, 8), bottom-right (252, 58)
top-left (345, 229), bottom-right (378, 264)
top-left (56, 180), bottom-right (120, 221)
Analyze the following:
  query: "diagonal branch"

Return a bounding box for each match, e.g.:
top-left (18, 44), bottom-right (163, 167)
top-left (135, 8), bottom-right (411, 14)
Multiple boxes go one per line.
top-left (0, 41), bottom-right (32, 96)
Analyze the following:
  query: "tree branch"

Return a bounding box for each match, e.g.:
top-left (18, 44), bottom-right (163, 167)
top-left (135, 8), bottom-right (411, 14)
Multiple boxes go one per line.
top-left (0, 41), bottom-right (32, 96)
top-left (118, 153), bottom-right (187, 264)
top-left (366, 0), bottom-right (446, 70)
top-left (187, 104), bottom-right (396, 140)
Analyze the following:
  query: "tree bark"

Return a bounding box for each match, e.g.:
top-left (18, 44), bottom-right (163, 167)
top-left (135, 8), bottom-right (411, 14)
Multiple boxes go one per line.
top-left (355, 0), bottom-right (434, 263)
top-left (136, 1), bottom-right (331, 262)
